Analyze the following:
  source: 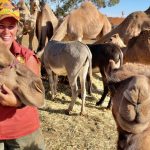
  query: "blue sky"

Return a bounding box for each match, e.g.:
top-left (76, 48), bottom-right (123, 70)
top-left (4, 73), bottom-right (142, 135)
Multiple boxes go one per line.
top-left (100, 0), bottom-right (150, 17)
top-left (50, 0), bottom-right (149, 17)
top-left (15, 0), bottom-right (149, 17)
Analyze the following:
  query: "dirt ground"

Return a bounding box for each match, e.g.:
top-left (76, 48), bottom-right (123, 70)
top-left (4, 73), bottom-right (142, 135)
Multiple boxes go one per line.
top-left (41, 76), bottom-right (118, 150)
top-left (22, 36), bottom-right (118, 150)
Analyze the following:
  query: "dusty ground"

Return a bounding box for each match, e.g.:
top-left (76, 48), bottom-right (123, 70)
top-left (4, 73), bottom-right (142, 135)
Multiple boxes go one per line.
top-left (41, 75), bottom-right (118, 150)
top-left (22, 36), bottom-right (118, 150)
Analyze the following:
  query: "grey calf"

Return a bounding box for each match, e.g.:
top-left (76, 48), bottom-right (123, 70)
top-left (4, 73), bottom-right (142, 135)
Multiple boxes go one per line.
top-left (0, 41), bottom-right (45, 108)
top-left (43, 40), bottom-right (92, 115)
top-left (106, 63), bottom-right (150, 149)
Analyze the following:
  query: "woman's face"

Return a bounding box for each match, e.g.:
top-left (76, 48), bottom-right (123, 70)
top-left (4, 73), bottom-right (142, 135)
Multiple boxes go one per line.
top-left (0, 17), bottom-right (18, 48)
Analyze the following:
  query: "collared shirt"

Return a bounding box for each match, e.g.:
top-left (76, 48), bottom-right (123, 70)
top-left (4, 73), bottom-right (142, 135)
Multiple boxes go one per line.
top-left (0, 41), bottom-right (41, 139)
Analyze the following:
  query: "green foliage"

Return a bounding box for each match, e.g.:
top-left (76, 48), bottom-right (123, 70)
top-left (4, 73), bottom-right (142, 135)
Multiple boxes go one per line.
top-left (54, 0), bottom-right (120, 16)
top-left (108, 0), bottom-right (120, 7)
top-left (13, 0), bottom-right (119, 17)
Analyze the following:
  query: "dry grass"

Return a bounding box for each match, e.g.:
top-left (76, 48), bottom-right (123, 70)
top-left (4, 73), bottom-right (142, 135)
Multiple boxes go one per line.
top-left (22, 35), bottom-right (118, 150)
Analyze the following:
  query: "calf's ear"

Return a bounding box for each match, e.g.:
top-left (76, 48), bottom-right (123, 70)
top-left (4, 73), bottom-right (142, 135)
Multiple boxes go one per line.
top-left (123, 86), bottom-right (139, 105)
top-left (123, 89), bottom-right (134, 105)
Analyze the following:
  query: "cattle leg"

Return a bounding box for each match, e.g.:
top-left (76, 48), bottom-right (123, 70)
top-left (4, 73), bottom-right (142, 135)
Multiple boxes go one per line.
top-left (96, 67), bottom-right (109, 107)
top-left (79, 60), bottom-right (89, 115)
top-left (77, 37), bottom-right (82, 42)
top-left (106, 97), bottom-right (112, 109)
top-left (17, 35), bottom-right (23, 45)
top-left (96, 83), bottom-right (109, 106)
top-left (117, 129), bottom-right (127, 150)
top-left (48, 71), bottom-right (56, 99)
top-left (53, 74), bottom-right (58, 96)
top-left (37, 27), bottom-right (47, 52)
top-left (86, 74), bottom-right (92, 95)
top-left (65, 77), bottom-right (78, 115)
top-left (29, 31), bottom-right (34, 51)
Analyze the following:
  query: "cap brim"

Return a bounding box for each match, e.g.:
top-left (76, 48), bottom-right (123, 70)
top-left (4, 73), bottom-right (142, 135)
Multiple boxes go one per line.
top-left (0, 14), bottom-right (19, 21)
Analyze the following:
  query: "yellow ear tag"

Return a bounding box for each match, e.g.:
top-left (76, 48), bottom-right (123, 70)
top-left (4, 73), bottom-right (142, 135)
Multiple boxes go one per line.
top-left (16, 55), bottom-right (25, 64)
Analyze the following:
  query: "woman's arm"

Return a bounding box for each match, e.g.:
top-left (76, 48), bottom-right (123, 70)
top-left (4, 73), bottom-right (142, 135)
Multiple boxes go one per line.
top-left (0, 84), bottom-right (22, 107)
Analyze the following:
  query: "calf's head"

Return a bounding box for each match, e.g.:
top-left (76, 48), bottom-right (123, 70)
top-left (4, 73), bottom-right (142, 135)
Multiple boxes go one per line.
top-left (106, 34), bottom-right (126, 48)
top-left (0, 40), bottom-right (14, 67)
top-left (114, 75), bottom-right (150, 134)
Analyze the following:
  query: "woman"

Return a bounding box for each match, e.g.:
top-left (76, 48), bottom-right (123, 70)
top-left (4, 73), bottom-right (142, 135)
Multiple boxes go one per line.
top-left (0, 1), bottom-right (45, 149)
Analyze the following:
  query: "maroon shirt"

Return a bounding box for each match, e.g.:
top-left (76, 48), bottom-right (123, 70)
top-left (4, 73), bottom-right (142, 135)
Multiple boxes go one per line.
top-left (0, 41), bottom-right (40, 139)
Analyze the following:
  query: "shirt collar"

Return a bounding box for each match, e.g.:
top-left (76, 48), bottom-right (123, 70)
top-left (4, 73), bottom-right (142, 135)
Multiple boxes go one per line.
top-left (10, 41), bottom-right (22, 56)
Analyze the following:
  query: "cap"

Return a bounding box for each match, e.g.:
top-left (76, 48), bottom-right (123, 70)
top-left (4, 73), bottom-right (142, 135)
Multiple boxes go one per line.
top-left (0, 0), bottom-right (20, 21)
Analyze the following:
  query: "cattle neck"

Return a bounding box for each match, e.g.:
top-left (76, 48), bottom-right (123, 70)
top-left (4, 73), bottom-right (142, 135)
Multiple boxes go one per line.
top-left (9, 59), bottom-right (18, 68)
top-left (0, 59), bottom-right (18, 72)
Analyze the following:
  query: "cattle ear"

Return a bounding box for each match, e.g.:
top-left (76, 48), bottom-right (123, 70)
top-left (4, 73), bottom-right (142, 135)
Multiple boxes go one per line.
top-left (141, 28), bottom-right (150, 36)
top-left (32, 79), bottom-right (45, 94)
top-left (105, 59), bottom-right (115, 76)
top-left (112, 33), bottom-right (119, 38)
top-left (116, 33), bottom-right (119, 37)
top-left (113, 34), bottom-right (118, 38)
top-left (123, 87), bottom-right (139, 105)
top-left (123, 89), bottom-right (132, 102)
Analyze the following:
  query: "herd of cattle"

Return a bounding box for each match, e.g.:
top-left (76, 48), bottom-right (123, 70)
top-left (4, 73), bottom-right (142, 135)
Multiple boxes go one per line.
top-left (13, 0), bottom-right (150, 149)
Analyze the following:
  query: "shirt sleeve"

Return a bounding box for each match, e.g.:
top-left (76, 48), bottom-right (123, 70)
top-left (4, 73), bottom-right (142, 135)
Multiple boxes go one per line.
top-left (25, 55), bottom-right (41, 76)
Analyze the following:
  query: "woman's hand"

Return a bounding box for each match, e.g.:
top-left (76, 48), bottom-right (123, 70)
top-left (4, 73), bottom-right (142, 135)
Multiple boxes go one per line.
top-left (0, 84), bottom-right (22, 107)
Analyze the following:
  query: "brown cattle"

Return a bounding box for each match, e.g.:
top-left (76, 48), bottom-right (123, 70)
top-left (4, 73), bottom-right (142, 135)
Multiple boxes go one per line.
top-left (123, 28), bottom-right (150, 64)
top-left (17, 0), bottom-right (40, 51)
top-left (107, 63), bottom-right (150, 149)
top-left (35, 0), bottom-right (59, 52)
top-left (0, 40), bottom-right (45, 108)
top-left (105, 33), bottom-right (126, 48)
top-left (106, 28), bottom-right (150, 65)
top-left (86, 43), bottom-right (123, 108)
top-left (51, 1), bottom-right (111, 41)
top-left (96, 7), bottom-right (150, 45)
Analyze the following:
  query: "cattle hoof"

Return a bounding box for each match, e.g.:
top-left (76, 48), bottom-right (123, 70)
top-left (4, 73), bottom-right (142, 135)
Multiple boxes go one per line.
top-left (96, 101), bottom-right (102, 106)
top-left (106, 105), bottom-right (111, 110)
top-left (65, 109), bottom-right (71, 115)
top-left (78, 89), bottom-right (81, 98)
top-left (80, 111), bottom-right (87, 116)
top-left (51, 94), bottom-right (56, 100)
top-left (78, 93), bottom-right (81, 99)
top-left (87, 89), bottom-right (92, 96)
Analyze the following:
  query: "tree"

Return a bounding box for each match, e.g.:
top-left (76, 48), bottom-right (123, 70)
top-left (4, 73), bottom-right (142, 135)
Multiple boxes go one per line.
top-left (52, 0), bottom-right (120, 16)
top-left (13, 0), bottom-right (120, 17)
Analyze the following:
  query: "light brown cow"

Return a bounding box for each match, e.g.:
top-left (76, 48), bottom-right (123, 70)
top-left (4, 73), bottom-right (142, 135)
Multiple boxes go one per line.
top-left (123, 28), bottom-right (150, 64)
top-left (107, 28), bottom-right (150, 65)
top-left (35, 0), bottom-right (59, 52)
top-left (107, 63), bottom-right (150, 150)
top-left (96, 7), bottom-right (150, 45)
top-left (17, 0), bottom-right (40, 50)
top-left (0, 40), bottom-right (45, 108)
top-left (105, 33), bottom-right (126, 48)
top-left (51, 1), bottom-right (111, 41)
